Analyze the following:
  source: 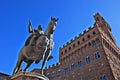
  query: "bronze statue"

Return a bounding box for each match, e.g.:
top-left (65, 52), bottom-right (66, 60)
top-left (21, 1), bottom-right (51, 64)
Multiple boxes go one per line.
top-left (13, 17), bottom-right (58, 75)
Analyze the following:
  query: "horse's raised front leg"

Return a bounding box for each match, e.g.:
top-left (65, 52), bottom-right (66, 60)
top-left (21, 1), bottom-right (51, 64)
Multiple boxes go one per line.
top-left (41, 49), bottom-right (51, 74)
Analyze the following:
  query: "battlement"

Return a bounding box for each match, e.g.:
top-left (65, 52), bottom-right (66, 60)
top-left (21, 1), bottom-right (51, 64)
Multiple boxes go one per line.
top-left (60, 26), bottom-right (94, 49)
top-left (45, 62), bottom-right (60, 70)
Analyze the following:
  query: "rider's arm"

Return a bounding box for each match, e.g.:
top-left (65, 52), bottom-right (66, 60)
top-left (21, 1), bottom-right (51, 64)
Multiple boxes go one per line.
top-left (28, 20), bottom-right (33, 33)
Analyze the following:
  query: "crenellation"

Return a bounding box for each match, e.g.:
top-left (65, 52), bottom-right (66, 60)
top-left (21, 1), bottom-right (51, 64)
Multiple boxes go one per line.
top-left (45, 67), bottom-right (47, 69)
top-left (45, 62), bottom-right (60, 70)
top-left (56, 62), bottom-right (60, 66)
top-left (70, 38), bottom-right (74, 42)
top-left (61, 27), bottom-right (94, 49)
top-left (78, 33), bottom-right (82, 37)
top-left (74, 36), bottom-right (78, 39)
top-left (62, 44), bottom-right (65, 48)
top-left (83, 30), bottom-right (87, 33)
top-left (88, 26), bottom-right (92, 30)
top-left (66, 42), bottom-right (69, 45)
top-left (48, 65), bottom-right (51, 68)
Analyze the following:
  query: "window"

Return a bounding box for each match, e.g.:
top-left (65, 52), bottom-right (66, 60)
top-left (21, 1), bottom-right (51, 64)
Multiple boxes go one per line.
top-left (87, 35), bottom-right (90, 38)
top-left (94, 52), bottom-right (100, 59)
top-left (46, 73), bottom-right (50, 78)
top-left (82, 38), bottom-right (85, 41)
top-left (93, 31), bottom-right (96, 35)
top-left (88, 42), bottom-right (91, 46)
top-left (77, 41), bottom-right (80, 45)
top-left (57, 70), bottom-right (62, 76)
top-left (86, 56), bottom-right (91, 64)
top-left (78, 61), bottom-right (82, 67)
top-left (61, 52), bottom-right (63, 55)
top-left (71, 64), bottom-right (75, 70)
top-left (64, 68), bottom-right (69, 74)
top-left (92, 41), bottom-right (96, 47)
top-left (96, 38), bottom-right (100, 44)
top-left (69, 46), bottom-right (71, 50)
top-left (100, 75), bottom-right (108, 80)
top-left (51, 71), bottom-right (55, 78)
top-left (73, 44), bottom-right (75, 48)
top-left (65, 49), bottom-right (67, 53)
top-left (96, 17), bottom-right (99, 21)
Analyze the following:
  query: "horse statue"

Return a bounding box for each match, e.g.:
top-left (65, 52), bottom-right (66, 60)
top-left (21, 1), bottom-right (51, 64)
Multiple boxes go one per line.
top-left (13, 17), bottom-right (58, 75)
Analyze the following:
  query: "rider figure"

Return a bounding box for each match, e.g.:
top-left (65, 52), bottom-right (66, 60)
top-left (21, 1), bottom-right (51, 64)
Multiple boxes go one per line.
top-left (25, 20), bottom-right (53, 61)
top-left (28, 21), bottom-right (44, 46)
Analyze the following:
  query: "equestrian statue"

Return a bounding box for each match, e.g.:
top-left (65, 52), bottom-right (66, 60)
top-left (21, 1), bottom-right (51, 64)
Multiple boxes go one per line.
top-left (13, 17), bottom-right (58, 75)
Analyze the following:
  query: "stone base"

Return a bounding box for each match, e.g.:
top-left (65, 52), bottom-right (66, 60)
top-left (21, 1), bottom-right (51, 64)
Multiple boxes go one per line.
top-left (11, 71), bottom-right (49, 80)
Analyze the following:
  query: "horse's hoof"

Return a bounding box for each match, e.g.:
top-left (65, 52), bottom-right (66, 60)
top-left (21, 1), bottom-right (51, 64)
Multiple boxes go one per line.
top-left (40, 70), bottom-right (43, 75)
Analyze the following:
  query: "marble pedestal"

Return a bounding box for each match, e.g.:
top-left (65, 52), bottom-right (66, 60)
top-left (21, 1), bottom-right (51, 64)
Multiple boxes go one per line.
top-left (11, 72), bottom-right (49, 80)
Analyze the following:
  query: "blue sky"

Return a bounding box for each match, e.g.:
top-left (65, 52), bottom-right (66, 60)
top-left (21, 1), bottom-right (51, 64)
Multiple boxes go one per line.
top-left (0, 0), bottom-right (120, 75)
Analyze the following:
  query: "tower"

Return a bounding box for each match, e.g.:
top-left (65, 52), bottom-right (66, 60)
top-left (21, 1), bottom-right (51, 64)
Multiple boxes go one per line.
top-left (94, 13), bottom-right (120, 80)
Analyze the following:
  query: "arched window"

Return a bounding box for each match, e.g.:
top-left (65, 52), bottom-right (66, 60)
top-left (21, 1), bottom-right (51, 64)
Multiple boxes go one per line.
top-left (61, 52), bottom-right (63, 55)
top-left (64, 68), bottom-right (69, 74)
top-left (65, 49), bottom-right (67, 53)
top-left (51, 71), bottom-right (55, 78)
top-left (88, 42), bottom-right (91, 47)
top-left (100, 75), bottom-right (108, 80)
top-left (46, 73), bottom-right (50, 78)
top-left (84, 44), bottom-right (87, 51)
top-left (94, 52), bottom-right (100, 59)
top-left (86, 56), bottom-right (91, 64)
top-left (93, 31), bottom-right (96, 35)
top-left (71, 64), bottom-right (75, 70)
top-left (82, 38), bottom-right (85, 41)
top-left (96, 38), bottom-right (100, 44)
top-left (77, 41), bottom-right (80, 45)
top-left (57, 69), bottom-right (62, 76)
top-left (69, 46), bottom-right (71, 50)
top-left (87, 35), bottom-right (90, 38)
top-left (73, 44), bottom-right (75, 48)
top-left (92, 40), bottom-right (96, 47)
top-left (78, 61), bottom-right (82, 67)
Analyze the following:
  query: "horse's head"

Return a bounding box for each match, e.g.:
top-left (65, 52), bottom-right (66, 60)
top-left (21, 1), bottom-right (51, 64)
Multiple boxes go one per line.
top-left (51, 17), bottom-right (58, 26)
top-left (45, 17), bottom-right (58, 35)
top-left (50, 17), bottom-right (59, 33)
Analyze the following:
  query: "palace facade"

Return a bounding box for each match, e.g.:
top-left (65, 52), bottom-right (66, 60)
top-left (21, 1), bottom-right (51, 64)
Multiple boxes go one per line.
top-left (33, 13), bottom-right (120, 80)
